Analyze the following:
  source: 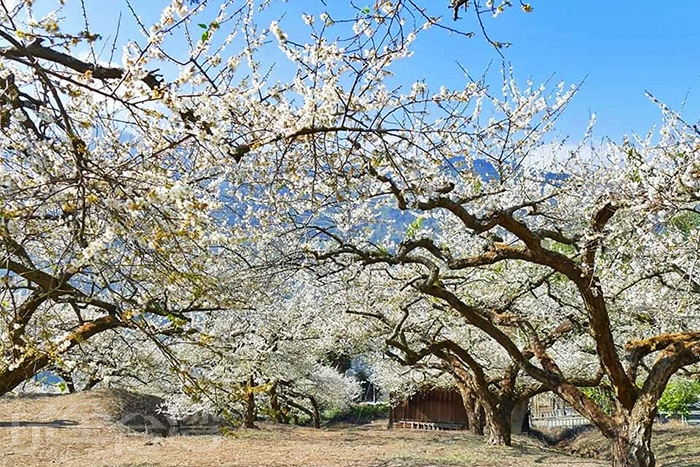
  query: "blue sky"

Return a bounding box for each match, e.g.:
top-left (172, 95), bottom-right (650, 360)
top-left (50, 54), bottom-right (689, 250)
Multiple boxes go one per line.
top-left (402, 1), bottom-right (700, 141)
top-left (24, 0), bottom-right (700, 142)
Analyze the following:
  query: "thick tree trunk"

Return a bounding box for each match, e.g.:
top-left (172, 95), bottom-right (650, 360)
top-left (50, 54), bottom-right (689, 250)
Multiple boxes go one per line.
top-left (610, 404), bottom-right (656, 467)
top-left (549, 386), bottom-right (658, 467)
top-left (465, 379), bottom-right (513, 445)
top-left (456, 381), bottom-right (484, 435)
top-left (441, 349), bottom-right (515, 445)
top-left (485, 416), bottom-right (510, 445)
top-left (482, 401), bottom-right (512, 446)
top-left (243, 375), bottom-right (257, 429)
top-left (611, 429), bottom-right (654, 467)
top-left (551, 381), bottom-right (658, 467)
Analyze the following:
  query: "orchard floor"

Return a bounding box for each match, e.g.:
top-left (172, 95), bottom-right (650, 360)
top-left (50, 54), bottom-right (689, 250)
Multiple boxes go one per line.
top-left (0, 391), bottom-right (698, 467)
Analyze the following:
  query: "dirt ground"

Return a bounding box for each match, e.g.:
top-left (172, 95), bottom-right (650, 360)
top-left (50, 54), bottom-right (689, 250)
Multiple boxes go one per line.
top-left (0, 390), bottom-right (696, 467)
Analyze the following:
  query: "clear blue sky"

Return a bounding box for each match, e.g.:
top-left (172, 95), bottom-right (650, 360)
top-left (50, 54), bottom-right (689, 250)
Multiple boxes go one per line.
top-left (41, 0), bottom-right (700, 141)
top-left (401, 1), bottom-right (700, 141)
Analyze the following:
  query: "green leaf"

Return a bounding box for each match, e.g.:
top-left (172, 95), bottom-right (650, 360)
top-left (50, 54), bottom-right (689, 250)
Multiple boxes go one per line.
top-left (201, 31), bottom-right (209, 42)
top-left (406, 216), bottom-right (424, 238)
top-left (669, 210), bottom-right (700, 236)
top-left (581, 386), bottom-right (615, 415)
top-left (550, 241), bottom-right (576, 256)
top-left (659, 380), bottom-right (700, 417)
top-left (197, 23), bottom-right (208, 29)
top-left (361, 6), bottom-right (370, 14)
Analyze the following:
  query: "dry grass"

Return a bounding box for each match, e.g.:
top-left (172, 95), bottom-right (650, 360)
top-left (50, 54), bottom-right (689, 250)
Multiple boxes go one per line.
top-left (0, 390), bottom-right (696, 466)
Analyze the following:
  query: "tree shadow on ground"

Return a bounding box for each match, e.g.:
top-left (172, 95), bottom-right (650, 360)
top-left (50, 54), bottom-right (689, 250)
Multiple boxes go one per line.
top-left (0, 419), bottom-right (79, 428)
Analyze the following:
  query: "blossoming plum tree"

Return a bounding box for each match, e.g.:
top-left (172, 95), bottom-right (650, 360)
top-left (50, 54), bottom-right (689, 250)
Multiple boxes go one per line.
top-left (0, 0), bottom-right (239, 394)
top-left (0, 0), bottom-right (437, 397)
top-left (331, 261), bottom-right (564, 443)
top-left (280, 76), bottom-right (700, 466)
top-left (160, 274), bottom-right (361, 428)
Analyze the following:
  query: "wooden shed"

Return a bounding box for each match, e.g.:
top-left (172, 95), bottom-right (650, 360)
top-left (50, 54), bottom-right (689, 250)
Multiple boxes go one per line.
top-left (391, 388), bottom-right (469, 430)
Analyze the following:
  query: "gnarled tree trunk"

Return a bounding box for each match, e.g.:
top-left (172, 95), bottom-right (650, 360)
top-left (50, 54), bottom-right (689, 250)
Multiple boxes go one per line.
top-left (611, 429), bottom-right (654, 467)
top-left (551, 381), bottom-right (659, 467)
top-left (456, 377), bottom-right (512, 445)
top-left (610, 398), bottom-right (657, 467)
top-left (451, 362), bottom-right (513, 445)
top-left (481, 397), bottom-right (512, 446)
top-left (456, 379), bottom-right (484, 435)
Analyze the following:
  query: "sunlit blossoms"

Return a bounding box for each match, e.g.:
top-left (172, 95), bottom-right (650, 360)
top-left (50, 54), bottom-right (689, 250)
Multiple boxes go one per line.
top-left (0, 2), bottom-right (698, 467)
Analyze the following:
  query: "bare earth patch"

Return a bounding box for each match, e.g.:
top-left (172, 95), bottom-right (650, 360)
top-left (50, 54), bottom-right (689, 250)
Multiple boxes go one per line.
top-left (0, 391), bottom-right (695, 466)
